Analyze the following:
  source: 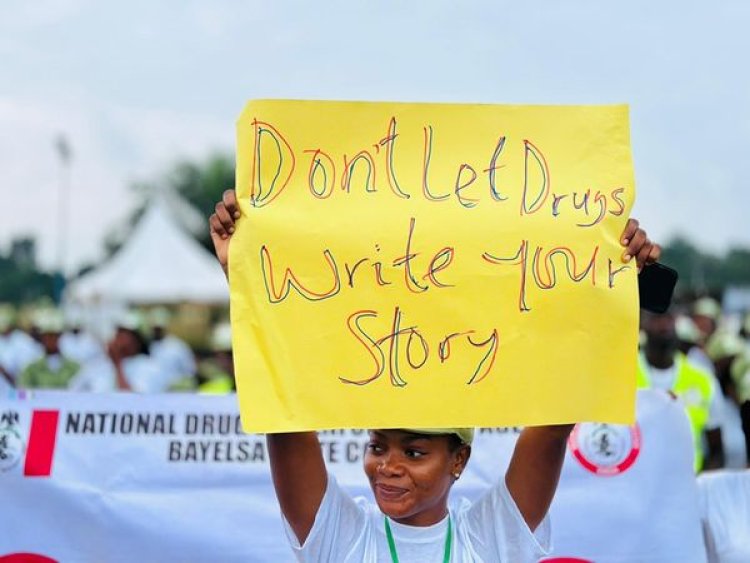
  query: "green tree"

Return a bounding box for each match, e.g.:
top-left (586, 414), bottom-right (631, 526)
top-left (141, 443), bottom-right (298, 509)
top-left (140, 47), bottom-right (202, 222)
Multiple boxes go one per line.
top-left (660, 237), bottom-right (750, 297)
top-left (169, 153), bottom-right (235, 220)
top-left (0, 237), bottom-right (55, 304)
top-left (722, 248), bottom-right (750, 284)
top-left (130, 152), bottom-right (235, 250)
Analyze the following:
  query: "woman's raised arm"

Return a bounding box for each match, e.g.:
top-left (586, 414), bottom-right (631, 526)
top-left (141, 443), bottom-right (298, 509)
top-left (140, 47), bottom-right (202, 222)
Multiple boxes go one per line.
top-left (209, 191), bottom-right (328, 544)
top-left (505, 218), bottom-right (660, 531)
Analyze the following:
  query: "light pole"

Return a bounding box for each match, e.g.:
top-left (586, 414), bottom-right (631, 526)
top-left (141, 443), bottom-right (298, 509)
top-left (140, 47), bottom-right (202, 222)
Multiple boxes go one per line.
top-left (54, 134), bottom-right (72, 303)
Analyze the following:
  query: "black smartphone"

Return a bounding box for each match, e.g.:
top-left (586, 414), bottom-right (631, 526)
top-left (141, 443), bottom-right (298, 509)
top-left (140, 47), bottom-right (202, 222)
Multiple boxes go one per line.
top-left (638, 263), bottom-right (679, 314)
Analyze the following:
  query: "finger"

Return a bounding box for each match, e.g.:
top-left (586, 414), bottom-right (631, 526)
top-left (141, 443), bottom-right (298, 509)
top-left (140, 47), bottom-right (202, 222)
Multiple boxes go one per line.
top-left (635, 239), bottom-right (653, 271)
top-left (209, 213), bottom-right (229, 240)
top-left (623, 228), bottom-right (646, 263)
top-left (646, 244), bottom-right (662, 265)
top-left (214, 201), bottom-right (235, 233)
top-left (223, 189), bottom-right (240, 220)
top-left (620, 218), bottom-right (639, 245)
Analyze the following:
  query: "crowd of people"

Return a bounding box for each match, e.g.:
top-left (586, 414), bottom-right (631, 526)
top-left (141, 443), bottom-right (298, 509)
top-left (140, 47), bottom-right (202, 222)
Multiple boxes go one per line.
top-left (0, 304), bottom-right (235, 396)
top-left (1, 293), bottom-right (749, 472)
top-left (640, 297), bottom-right (750, 470)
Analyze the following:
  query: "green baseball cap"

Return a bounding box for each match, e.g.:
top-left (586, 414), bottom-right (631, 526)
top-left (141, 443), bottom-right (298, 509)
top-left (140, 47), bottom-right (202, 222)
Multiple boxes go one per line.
top-left (731, 353), bottom-right (750, 403)
top-left (210, 322), bottom-right (232, 352)
top-left (0, 304), bottom-right (17, 331)
top-left (693, 297), bottom-right (721, 320)
top-left (148, 307), bottom-right (171, 329)
top-left (32, 308), bottom-right (65, 334)
top-left (706, 331), bottom-right (745, 361)
top-left (117, 310), bottom-right (150, 338)
top-left (401, 428), bottom-right (474, 445)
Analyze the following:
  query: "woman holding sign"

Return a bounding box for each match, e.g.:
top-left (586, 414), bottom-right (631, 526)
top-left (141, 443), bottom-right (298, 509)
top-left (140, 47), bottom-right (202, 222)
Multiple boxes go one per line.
top-left (210, 189), bottom-right (660, 562)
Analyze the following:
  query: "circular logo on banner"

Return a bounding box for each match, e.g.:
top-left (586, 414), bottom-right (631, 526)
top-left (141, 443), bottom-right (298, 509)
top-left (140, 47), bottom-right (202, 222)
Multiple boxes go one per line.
top-left (0, 422), bottom-right (25, 473)
top-left (568, 422), bottom-right (641, 476)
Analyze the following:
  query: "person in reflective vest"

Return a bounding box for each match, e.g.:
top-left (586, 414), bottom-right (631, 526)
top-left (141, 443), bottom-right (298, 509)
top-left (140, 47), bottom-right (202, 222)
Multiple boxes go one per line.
top-left (638, 310), bottom-right (723, 471)
top-left (197, 322), bottom-right (235, 394)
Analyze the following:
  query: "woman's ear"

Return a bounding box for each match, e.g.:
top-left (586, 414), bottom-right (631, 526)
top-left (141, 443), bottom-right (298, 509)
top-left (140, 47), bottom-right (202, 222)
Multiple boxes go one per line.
top-left (452, 445), bottom-right (471, 477)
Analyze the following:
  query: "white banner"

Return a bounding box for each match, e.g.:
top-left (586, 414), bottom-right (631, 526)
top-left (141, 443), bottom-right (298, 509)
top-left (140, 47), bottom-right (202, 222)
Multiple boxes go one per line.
top-left (0, 390), bottom-right (706, 562)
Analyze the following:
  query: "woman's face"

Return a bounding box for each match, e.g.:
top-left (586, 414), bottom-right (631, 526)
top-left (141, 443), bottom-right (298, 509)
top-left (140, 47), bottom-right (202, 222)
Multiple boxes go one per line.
top-left (363, 430), bottom-right (469, 527)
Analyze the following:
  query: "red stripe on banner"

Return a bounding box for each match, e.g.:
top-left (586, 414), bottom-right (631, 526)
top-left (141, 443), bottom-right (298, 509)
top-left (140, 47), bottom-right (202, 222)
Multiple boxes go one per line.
top-left (23, 410), bottom-right (60, 477)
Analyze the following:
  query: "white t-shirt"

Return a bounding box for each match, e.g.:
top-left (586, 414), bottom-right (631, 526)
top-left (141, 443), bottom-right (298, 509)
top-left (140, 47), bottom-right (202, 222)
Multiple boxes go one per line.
top-left (717, 397), bottom-right (748, 468)
top-left (59, 330), bottom-right (105, 365)
top-left (647, 364), bottom-right (678, 392)
top-left (150, 335), bottom-right (196, 384)
top-left (0, 330), bottom-right (43, 378)
top-left (0, 373), bottom-right (12, 395)
top-left (283, 474), bottom-right (550, 562)
top-left (688, 346), bottom-right (715, 376)
top-left (68, 354), bottom-right (169, 393)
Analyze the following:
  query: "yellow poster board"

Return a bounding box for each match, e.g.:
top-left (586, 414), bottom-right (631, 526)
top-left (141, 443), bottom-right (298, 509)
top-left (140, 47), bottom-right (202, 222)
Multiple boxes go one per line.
top-left (230, 99), bottom-right (638, 433)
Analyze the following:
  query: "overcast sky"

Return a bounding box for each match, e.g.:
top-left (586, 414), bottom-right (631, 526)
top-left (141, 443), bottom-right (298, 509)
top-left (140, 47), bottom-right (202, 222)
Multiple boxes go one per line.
top-left (2, 0), bottom-right (748, 273)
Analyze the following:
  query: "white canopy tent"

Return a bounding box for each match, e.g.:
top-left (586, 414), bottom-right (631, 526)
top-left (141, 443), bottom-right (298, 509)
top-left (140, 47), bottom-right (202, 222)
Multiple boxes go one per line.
top-left (67, 199), bottom-right (228, 305)
top-left (64, 198), bottom-right (228, 339)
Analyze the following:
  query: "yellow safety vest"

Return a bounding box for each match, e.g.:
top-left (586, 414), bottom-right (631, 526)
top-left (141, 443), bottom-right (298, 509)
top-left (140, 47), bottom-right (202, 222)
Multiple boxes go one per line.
top-left (198, 376), bottom-right (234, 395)
top-left (637, 353), bottom-right (714, 472)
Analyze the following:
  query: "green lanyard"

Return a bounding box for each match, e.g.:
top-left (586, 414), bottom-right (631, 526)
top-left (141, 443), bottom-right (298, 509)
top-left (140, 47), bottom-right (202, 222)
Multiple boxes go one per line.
top-left (384, 515), bottom-right (452, 563)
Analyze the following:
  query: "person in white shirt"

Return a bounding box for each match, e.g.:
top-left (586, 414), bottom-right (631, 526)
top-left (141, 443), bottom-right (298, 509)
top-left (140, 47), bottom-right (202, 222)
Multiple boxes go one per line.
top-left (705, 332), bottom-right (749, 468)
top-left (285, 428), bottom-right (552, 562)
top-left (210, 190), bottom-right (662, 562)
top-left (730, 353), bottom-right (750, 467)
top-left (689, 297), bottom-right (722, 375)
top-left (639, 310), bottom-right (725, 470)
top-left (0, 306), bottom-right (15, 389)
top-left (147, 307), bottom-right (196, 388)
top-left (69, 311), bottom-right (167, 393)
top-left (59, 312), bottom-right (105, 366)
top-left (0, 304), bottom-right (43, 386)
